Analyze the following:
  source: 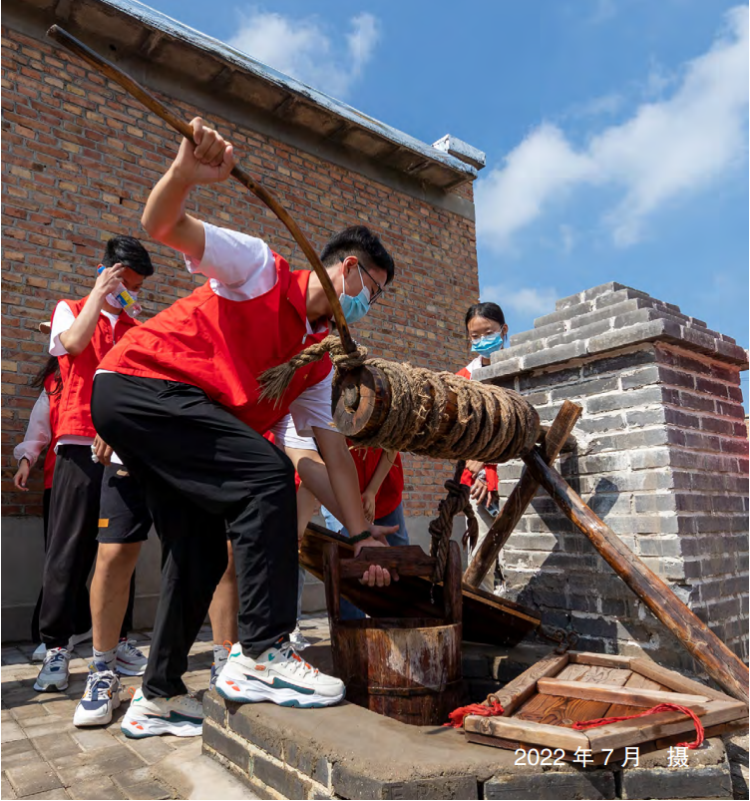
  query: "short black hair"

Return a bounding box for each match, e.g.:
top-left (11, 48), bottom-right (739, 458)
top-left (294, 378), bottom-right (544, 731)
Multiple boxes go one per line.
top-left (102, 235), bottom-right (154, 276)
top-left (465, 302), bottom-right (506, 330)
top-left (320, 226), bottom-right (395, 286)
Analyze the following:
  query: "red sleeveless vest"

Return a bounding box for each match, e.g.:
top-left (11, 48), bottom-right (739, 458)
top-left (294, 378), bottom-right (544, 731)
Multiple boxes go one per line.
top-left (98, 256), bottom-right (332, 434)
top-left (43, 372), bottom-right (62, 489)
top-left (54, 297), bottom-right (140, 439)
top-left (457, 361), bottom-right (498, 492)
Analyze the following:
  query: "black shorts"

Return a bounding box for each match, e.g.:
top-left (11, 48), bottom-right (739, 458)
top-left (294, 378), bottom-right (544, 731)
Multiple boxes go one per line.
top-left (97, 463), bottom-right (152, 544)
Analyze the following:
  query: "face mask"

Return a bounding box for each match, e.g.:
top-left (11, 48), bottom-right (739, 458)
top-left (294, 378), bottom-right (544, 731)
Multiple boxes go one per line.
top-left (471, 332), bottom-right (504, 355)
top-left (338, 265), bottom-right (371, 325)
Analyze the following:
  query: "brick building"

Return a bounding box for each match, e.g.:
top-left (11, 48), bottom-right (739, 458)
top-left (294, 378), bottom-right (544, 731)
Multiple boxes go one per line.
top-left (1, 0), bottom-right (486, 637)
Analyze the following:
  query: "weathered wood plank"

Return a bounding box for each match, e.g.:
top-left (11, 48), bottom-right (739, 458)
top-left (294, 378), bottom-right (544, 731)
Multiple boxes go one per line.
top-left (630, 658), bottom-right (731, 702)
top-left (524, 449), bottom-right (750, 704)
top-left (489, 653), bottom-right (569, 717)
top-left (465, 715), bottom-right (591, 751)
top-left (602, 669), bottom-right (664, 719)
top-left (537, 679), bottom-right (709, 707)
top-left (569, 652), bottom-right (633, 669)
top-left (585, 699), bottom-right (747, 751)
top-left (516, 666), bottom-right (631, 727)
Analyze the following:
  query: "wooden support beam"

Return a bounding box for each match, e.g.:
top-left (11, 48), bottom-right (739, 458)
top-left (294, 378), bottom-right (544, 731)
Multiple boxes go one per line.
top-left (536, 678), bottom-right (709, 707)
top-left (463, 400), bottom-right (582, 588)
top-left (523, 449), bottom-right (750, 704)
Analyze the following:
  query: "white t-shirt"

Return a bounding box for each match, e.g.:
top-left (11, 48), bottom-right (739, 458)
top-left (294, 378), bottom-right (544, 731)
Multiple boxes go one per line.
top-left (50, 300), bottom-right (123, 463)
top-left (463, 356), bottom-right (484, 379)
top-left (182, 222), bottom-right (337, 438)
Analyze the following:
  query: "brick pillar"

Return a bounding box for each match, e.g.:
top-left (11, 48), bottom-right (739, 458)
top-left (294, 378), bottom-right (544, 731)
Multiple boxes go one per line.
top-left (475, 282), bottom-right (749, 672)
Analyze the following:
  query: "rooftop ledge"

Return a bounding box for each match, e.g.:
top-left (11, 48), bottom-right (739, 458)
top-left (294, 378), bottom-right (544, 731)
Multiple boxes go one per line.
top-left (25, 0), bottom-right (485, 190)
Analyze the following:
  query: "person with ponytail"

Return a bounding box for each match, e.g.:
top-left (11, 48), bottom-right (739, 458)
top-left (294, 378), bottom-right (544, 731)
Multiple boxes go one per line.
top-left (458, 302), bottom-right (509, 594)
top-left (13, 354), bottom-right (79, 660)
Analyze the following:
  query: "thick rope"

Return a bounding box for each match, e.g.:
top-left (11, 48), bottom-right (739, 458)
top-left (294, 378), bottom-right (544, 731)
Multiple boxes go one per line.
top-left (259, 337), bottom-right (539, 464)
top-left (573, 703), bottom-right (705, 749)
top-left (444, 701), bottom-right (505, 729)
top-left (259, 335), bottom-right (366, 407)
top-left (428, 462), bottom-right (478, 583)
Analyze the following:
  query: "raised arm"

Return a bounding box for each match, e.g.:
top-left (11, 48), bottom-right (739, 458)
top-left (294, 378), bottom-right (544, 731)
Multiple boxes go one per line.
top-left (141, 117), bottom-right (234, 263)
top-left (55, 267), bottom-right (124, 357)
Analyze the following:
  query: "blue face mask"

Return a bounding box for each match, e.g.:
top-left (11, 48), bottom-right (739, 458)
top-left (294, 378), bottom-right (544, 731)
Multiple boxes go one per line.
top-left (471, 332), bottom-right (504, 355)
top-left (338, 265), bottom-right (371, 325)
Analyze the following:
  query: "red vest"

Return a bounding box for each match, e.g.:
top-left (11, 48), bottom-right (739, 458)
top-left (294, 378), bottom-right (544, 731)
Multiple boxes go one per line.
top-left (54, 297), bottom-right (140, 439)
top-left (43, 372), bottom-right (62, 489)
top-left (457, 362), bottom-right (498, 492)
top-left (349, 445), bottom-right (404, 519)
top-left (99, 256), bottom-right (332, 434)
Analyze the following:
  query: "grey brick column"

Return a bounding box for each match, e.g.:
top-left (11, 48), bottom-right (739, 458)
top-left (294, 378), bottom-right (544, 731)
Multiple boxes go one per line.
top-left (475, 282), bottom-right (748, 672)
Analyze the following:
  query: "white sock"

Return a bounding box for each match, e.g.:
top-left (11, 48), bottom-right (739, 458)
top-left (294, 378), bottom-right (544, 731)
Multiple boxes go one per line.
top-left (213, 644), bottom-right (230, 667)
top-left (91, 645), bottom-right (117, 672)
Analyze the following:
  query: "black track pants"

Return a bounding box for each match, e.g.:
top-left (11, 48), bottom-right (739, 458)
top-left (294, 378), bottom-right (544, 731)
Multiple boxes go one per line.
top-left (91, 373), bottom-right (299, 699)
top-left (38, 447), bottom-right (138, 647)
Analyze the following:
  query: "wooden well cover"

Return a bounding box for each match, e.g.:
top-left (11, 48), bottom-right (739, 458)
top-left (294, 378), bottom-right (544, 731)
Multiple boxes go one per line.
top-left (464, 652), bottom-right (748, 763)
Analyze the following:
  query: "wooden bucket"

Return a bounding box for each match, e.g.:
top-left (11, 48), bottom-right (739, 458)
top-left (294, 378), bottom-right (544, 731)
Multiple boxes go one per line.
top-left (331, 616), bottom-right (463, 725)
top-left (323, 541), bottom-right (465, 726)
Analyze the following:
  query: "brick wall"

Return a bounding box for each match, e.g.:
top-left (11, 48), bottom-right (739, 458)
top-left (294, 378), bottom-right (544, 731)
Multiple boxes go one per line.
top-left (1, 24), bottom-right (479, 519)
top-left (477, 283), bottom-right (749, 672)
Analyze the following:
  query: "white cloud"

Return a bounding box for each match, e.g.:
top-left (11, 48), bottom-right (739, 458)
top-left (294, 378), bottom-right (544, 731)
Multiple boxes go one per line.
top-left (476, 5), bottom-right (749, 250)
top-left (559, 224), bottom-right (576, 254)
top-left (481, 284), bottom-right (558, 317)
top-left (228, 10), bottom-right (380, 99)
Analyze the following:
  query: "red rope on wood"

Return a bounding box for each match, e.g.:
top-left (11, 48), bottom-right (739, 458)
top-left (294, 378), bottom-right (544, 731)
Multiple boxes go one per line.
top-left (444, 702), bottom-right (505, 729)
top-left (573, 703), bottom-right (705, 749)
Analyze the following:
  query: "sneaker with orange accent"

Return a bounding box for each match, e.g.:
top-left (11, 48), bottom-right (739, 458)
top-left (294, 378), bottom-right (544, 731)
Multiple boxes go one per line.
top-left (215, 639), bottom-right (345, 708)
top-left (73, 669), bottom-right (121, 727)
top-left (121, 688), bottom-right (203, 738)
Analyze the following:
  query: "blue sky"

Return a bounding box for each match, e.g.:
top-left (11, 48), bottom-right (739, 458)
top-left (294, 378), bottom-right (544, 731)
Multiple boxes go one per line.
top-left (143, 0), bottom-right (748, 368)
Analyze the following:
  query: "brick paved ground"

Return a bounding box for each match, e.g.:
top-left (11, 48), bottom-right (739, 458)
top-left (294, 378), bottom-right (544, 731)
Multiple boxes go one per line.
top-left (1, 615), bottom-right (332, 799)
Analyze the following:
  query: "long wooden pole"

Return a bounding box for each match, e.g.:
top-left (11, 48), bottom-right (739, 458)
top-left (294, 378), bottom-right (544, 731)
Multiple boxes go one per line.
top-left (523, 448), bottom-right (749, 703)
top-left (46, 25), bottom-right (357, 356)
top-left (463, 400), bottom-right (582, 588)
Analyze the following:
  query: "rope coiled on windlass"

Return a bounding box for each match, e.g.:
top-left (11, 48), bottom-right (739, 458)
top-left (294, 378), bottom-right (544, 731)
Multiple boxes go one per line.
top-left (259, 335), bottom-right (539, 464)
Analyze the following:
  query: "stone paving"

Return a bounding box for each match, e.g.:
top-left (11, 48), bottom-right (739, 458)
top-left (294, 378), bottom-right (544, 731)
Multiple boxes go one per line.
top-left (1, 617), bottom-right (331, 800)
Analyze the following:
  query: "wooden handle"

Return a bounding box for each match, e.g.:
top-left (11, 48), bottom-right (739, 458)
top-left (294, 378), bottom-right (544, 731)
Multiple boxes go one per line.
top-left (524, 448), bottom-right (750, 704)
top-left (339, 545), bottom-right (436, 579)
top-left (46, 25), bottom-right (357, 355)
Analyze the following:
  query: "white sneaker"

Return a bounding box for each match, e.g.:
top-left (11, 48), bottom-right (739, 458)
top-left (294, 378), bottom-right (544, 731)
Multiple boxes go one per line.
top-left (289, 626), bottom-right (311, 651)
top-left (73, 670), bottom-right (121, 727)
top-left (121, 688), bottom-right (203, 739)
top-left (115, 639), bottom-right (148, 676)
top-left (216, 639), bottom-right (345, 708)
top-left (33, 647), bottom-right (71, 692)
top-left (32, 643), bottom-right (47, 663)
top-left (67, 629), bottom-right (93, 651)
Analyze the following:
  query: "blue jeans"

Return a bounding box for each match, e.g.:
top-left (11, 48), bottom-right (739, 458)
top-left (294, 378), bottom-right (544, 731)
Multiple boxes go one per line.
top-left (321, 503), bottom-right (409, 620)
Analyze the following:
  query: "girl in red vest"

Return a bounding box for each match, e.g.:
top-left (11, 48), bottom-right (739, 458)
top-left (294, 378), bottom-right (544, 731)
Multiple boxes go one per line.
top-left (92, 118), bottom-right (398, 738)
top-left (459, 302), bottom-right (509, 593)
top-left (12, 355), bottom-right (90, 659)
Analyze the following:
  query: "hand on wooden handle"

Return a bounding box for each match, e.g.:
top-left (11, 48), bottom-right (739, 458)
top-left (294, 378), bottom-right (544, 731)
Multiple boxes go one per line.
top-left (173, 117), bottom-right (235, 186)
